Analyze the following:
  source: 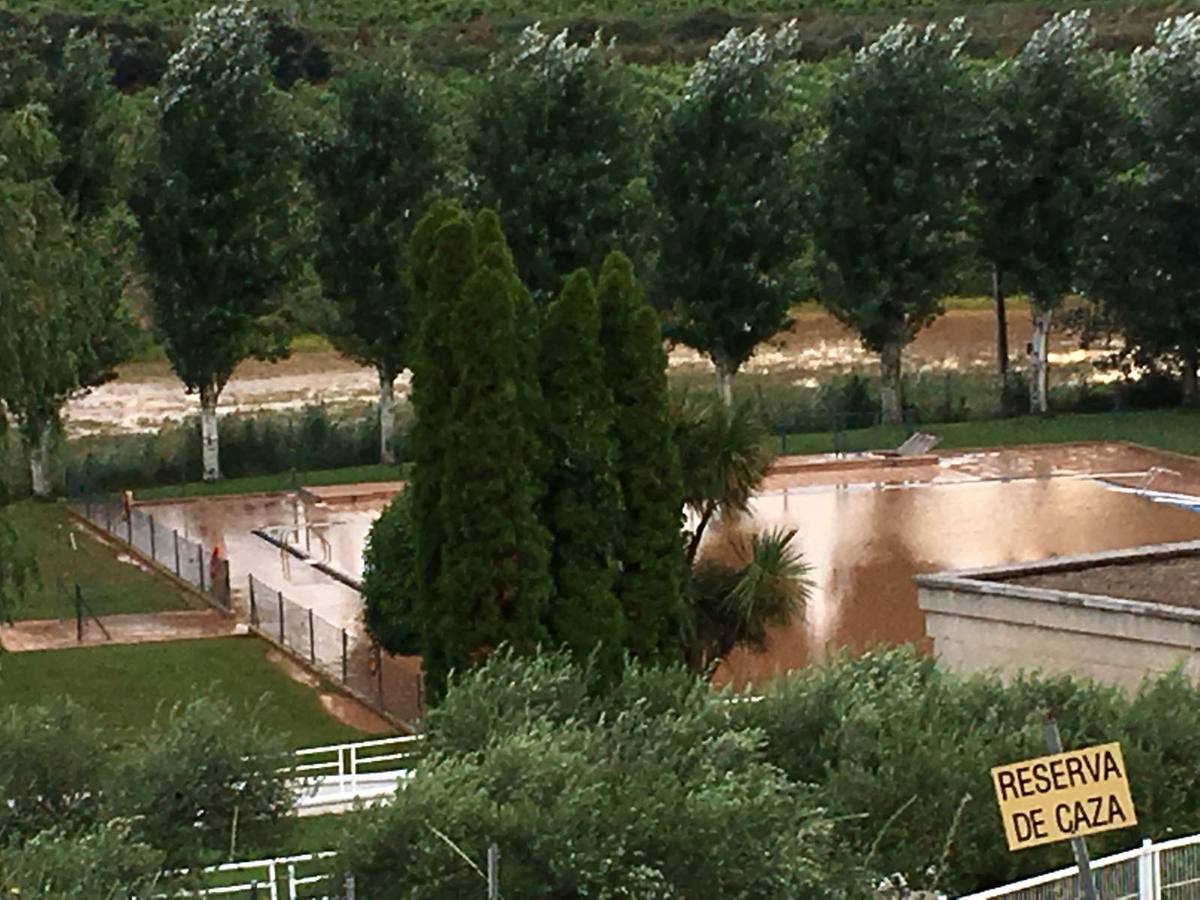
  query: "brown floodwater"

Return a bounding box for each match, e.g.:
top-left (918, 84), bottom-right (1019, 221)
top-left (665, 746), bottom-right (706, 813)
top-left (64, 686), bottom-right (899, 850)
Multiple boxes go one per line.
top-left (712, 477), bottom-right (1200, 687)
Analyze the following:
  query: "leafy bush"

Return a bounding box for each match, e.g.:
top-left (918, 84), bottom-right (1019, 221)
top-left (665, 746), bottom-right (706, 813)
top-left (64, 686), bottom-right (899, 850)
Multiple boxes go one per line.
top-left (61, 402), bottom-right (395, 495)
top-left (735, 647), bottom-right (1200, 894)
top-left (0, 701), bottom-right (109, 841)
top-left (341, 650), bottom-right (862, 898)
top-left (0, 695), bottom-right (294, 869)
top-left (0, 820), bottom-right (164, 900)
top-left (114, 696), bottom-right (295, 865)
top-left (362, 488), bottom-right (420, 655)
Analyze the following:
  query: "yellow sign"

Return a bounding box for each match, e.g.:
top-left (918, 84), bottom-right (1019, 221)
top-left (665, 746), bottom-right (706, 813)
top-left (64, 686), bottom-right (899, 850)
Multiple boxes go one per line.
top-left (991, 742), bottom-right (1137, 851)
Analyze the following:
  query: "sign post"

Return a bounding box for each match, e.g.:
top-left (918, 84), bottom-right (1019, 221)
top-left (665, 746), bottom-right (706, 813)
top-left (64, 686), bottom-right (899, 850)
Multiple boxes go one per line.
top-left (990, 724), bottom-right (1137, 897)
top-left (1042, 717), bottom-right (1098, 900)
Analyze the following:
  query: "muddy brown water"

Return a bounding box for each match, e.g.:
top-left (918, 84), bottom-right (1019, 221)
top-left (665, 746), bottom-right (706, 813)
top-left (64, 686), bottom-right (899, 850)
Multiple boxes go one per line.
top-left (66, 308), bottom-right (1105, 436)
top-left (712, 478), bottom-right (1200, 687)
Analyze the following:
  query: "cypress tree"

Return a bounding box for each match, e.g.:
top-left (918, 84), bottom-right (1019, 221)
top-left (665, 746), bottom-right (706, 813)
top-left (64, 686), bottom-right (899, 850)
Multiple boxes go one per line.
top-left (597, 252), bottom-right (685, 665)
top-left (433, 260), bottom-right (553, 694)
top-left (409, 207), bottom-right (477, 688)
top-left (539, 270), bottom-right (625, 677)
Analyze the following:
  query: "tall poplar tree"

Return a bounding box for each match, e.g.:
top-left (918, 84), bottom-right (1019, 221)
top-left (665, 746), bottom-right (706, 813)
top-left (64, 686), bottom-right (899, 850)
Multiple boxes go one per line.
top-left (310, 56), bottom-right (440, 463)
top-left (468, 24), bottom-right (640, 298)
top-left (812, 20), bottom-right (975, 424)
top-left (1, 31), bottom-right (138, 496)
top-left (539, 269), bottom-right (624, 677)
top-left (975, 11), bottom-right (1120, 414)
top-left (597, 252), bottom-right (684, 665)
top-left (134, 1), bottom-right (302, 481)
top-left (652, 23), bottom-right (802, 407)
top-left (1085, 15), bottom-right (1200, 405)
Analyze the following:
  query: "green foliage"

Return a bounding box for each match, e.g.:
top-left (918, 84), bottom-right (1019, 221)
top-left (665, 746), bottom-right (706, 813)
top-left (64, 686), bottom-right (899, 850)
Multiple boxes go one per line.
top-left (133, 0), bottom-right (303, 456)
top-left (685, 526), bottom-right (812, 671)
top-left (115, 696), bottom-right (294, 865)
top-left (538, 269), bottom-right (625, 677)
top-left (309, 53), bottom-right (440, 381)
top-left (652, 23), bottom-right (802, 383)
top-left (0, 820), bottom-right (164, 900)
top-left (976, 11), bottom-right (1121, 310)
top-left (812, 20), bottom-right (975, 419)
top-left (468, 24), bottom-right (642, 297)
top-left (435, 244), bottom-right (553, 690)
top-left (62, 403), bottom-right (387, 495)
top-left (736, 647), bottom-right (1200, 894)
top-left (362, 488), bottom-right (420, 655)
top-left (410, 205), bottom-right (551, 698)
top-left (0, 701), bottom-right (108, 840)
top-left (0, 694), bottom-right (293, 874)
top-left (597, 251), bottom-right (684, 665)
top-left (340, 650), bottom-right (850, 899)
top-left (1083, 14), bottom-right (1200, 397)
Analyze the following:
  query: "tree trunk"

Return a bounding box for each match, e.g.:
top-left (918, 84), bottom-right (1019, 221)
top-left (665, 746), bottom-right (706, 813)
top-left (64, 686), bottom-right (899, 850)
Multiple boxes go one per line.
top-left (29, 420), bottom-right (53, 499)
top-left (199, 383), bottom-right (221, 482)
top-left (378, 366), bottom-right (397, 465)
top-left (1183, 347), bottom-right (1199, 407)
top-left (993, 265), bottom-right (1009, 379)
top-left (714, 359), bottom-right (735, 409)
top-left (1028, 302), bottom-right (1052, 415)
top-left (879, 340), bottom-right (903, 425)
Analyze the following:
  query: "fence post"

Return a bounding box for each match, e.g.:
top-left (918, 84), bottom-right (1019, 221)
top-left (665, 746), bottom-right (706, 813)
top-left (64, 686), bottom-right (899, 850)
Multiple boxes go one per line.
top-left (199, 548), bottom-right (206, 591)
top-left (487, 842), bottom-right (500, 900)
top-left (127, 508), bottom-right (133, 544)
top-left (278, 590), bottom-right (285, 644)
top-left (287, 862), bottom-right (297, 900)
top-left (341, 629), bottom-right (348, 683)
top-left (173, 531), bottom-right (181, 575)
top-left (343, 872), bottom-right (356, 900)
top-left (308, 607), bottom-right (316, 664)
top-left (148, 514), bottom-right (156, 560)
top-left (375, 644), bottom-right (384, 708)
top-left (249, 577), bottom-right (258, 626)
top-left (268, 860), bottom-right (278, 900)
top-left (75, 583), bottom-right (83, 642)
top-left (1137, 838), bottom-right (1156, 900)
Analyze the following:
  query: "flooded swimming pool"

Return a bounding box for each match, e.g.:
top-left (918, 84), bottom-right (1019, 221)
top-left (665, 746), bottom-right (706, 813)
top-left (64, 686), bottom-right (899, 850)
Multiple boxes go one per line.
top-left (711, 477), bottom-right (1200, 687)
top-left (137, 445), bottom-right (1200, 688)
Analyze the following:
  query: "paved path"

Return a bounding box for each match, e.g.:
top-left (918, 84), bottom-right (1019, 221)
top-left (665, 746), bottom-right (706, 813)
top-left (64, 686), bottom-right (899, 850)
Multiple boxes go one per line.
top-left (0, 609), bottom-right (242, 652)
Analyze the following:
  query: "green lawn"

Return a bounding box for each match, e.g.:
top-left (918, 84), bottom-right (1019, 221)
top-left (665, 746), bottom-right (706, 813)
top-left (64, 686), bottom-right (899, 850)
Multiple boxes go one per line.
top-left (7, 500), bottom-right (193, 620)
top-left (135, 463), bottom-right (409, 501)
top-left (0, 636), bottom-right (368, 747)
top-left (778, 409), bottom-right (1200, 457)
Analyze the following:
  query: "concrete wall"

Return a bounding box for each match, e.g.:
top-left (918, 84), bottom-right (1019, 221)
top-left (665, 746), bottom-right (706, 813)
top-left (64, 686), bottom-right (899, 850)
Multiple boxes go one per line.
top-left (916, 541), bottom-right (1200, 692)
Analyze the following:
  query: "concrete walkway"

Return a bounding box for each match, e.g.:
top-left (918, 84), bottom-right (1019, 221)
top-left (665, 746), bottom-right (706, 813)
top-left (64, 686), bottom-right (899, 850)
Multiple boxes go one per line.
top-left (0, 609), bottom-right (242, 652)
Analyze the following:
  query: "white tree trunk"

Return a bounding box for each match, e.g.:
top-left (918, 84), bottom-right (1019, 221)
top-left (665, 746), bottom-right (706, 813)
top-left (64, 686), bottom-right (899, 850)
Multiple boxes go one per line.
top-left (879, 340), bottom-right (903, 425)
top-left (199, 384), bottom-right (221, 482)
top-left (715, 361), bottom-right (735, 408)
top-left (1028, 303), bottom-right (1052, 415)
top-left (378, 367), bottom-right (396, 466)
top-left (29, 420), bottom-right (53, 498)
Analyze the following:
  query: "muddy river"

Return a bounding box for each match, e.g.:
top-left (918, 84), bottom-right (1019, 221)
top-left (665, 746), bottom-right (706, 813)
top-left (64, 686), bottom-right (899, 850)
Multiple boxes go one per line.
top-left (713, 478), bottom-right (1200, 687)
top-left (66, 308), bottom-right (1110, 436)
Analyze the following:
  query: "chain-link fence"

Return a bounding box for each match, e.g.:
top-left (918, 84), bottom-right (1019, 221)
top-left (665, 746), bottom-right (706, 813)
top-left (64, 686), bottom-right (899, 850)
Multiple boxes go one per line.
top-left (248, 574), bottom-right (423, 727)
top-left (72, 497), bottom-right (231, 610)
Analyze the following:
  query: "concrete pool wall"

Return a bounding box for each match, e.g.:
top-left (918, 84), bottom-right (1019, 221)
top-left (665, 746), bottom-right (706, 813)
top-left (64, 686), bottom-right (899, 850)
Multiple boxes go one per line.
top-left (917, 540), bottom-right (1200, 691)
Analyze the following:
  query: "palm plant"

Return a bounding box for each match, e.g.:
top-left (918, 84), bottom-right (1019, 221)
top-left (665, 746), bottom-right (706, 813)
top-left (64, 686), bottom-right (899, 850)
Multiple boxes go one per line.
top-left (672, 396), bottom-right (812, 674)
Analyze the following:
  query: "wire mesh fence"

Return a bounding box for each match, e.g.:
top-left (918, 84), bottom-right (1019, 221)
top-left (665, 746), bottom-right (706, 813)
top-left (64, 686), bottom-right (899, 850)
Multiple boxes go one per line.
top-left (72, 497), bottom-right (231, 611)
top-left (248, 574), bottom-right (423, 726)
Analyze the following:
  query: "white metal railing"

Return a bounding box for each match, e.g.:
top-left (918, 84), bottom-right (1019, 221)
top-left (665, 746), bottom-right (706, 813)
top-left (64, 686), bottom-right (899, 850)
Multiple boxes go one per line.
top-left (960, 832), bottom-right (1200, 900)
top-left (161, 851), bottom-right (343, 899)
top-left (285, 734), bottom-right (423, 813)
